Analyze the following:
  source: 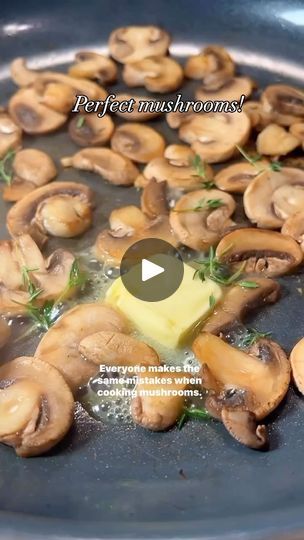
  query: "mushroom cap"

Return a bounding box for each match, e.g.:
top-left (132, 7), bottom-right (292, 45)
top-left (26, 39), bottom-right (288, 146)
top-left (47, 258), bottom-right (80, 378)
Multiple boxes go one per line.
top-left (35, 303), bottom-right (129, 394)
top-left (7, 181), bottom-right (93, 244)
top-left (193, 333), bottom-right (291, 420)
top-left (282, 210), bottom-right (304, 252)
top-left (214, 160), bottom-right (268, 193)
top-left (3, 148), bottom-right (57, 202)
top-left (216, 228), bottom-right (303, 277)
top-left (195, 76), bottom-right (253, 103)
top-left (111, 123), bottom-right (165, 163)
top-left (115, 93), bottom-right (161, 121)
top-left (0, 110), bottom-right (22, 159)
top-left (8, 87), bottom-right (67, 134)
top-left (123, 56), bottom-right (183, 93)
top-left (61, 148), bottom-right (139, 186)
top-left (221, 409), bottom-right (268, 450)
top-left (257, 124), bottom-right (300, 156)
top-left (290, 122), bottom-right (304, 144)
top-left (261, 84), bottom-right (304, 126)
top-left (179, 111), bottom-right (251, 163)
top-left (68, 51), bottom-right (118, 84)
top-left (0, 356), bottom-right (74, 457)
top-left (243, 100), bottom-right (274, 131)
top-left (184, 45), bottom-right (235, 85)
top-left (203, 277), bottom-right (280, 335)
top-left (68, 113), bottom-right (114, 147)
top-left (244, 167), bottom-right (304, 228)
top-left (290, 337), bottom-right (304, 394)
top-left (169, 188), bottom-right (236, 251)
top-left (109, 26), bottom-right (170, 64)
top-left (140, 178), bottom-right (168, 219)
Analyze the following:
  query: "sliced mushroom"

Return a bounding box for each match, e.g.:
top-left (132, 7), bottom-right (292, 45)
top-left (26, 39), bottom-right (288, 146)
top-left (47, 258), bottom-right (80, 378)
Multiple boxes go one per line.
top-left (290, 122), bottom-right (304, 144)
top-left (35, 303), bottom-right (129, 394)
top-left (109, 26), bottom-right (170, 64)
top-left (214, 160), bottom-right (267, 193)
top-left (193, 333), bottom-right (290, 420)
top-left (0, 318), bottom-right (11, 348)
top-left (243, 101), bottom-right (273, 131)
top-left (123, 57), bottom-right (183, 93)
top-left (68, 51), bottom-right (117, 84)
top-left (203, 277), bottom-right (280, 335)
top-left (7, 181), bottom-right (93, 245)
top-left (115, 93), bottom-right (161, 121)
top-left (111, 123), bottom-right (165, 163)
top-left (244, 167), bottom-right (304, 228)
top-left (136, 144), bottom-right (214, 190)
top-left (131, 370), bottom-right (188, 431)
top-left (196, 76), bottom-right (253, 103)
top-left (178, 111), bottom-right (251, 163)
top-left (261, 84), bottom-right (304, 126)
top-left (61, 148), bottom-right (139, 186)
top-left (68, 113), bottom-right (114, 147)
top-left (282, 211), bottom-right (304, 252)
top-left (0, 356), bottom-right (74, 457)
top-left (3, 149), bottom-right (57, 202)
top-left (221, 409), bottom-right (268, 450)
top-left (290, 337), bottom-right (304, 394)
top-left (216, 228), bottom-right (303, 277)
top-left (0, 110), bottom-right (22, 159)
top-left (79, 332), bottom-right (160, 367)
top-left (257, 124), bottom-right (300, 156)
top-left (140, 179), bottom-right (168, 219)
top-left (184, 45), bottom-right (235, 85)
top-left (169, 189), bottom-right (236, 250)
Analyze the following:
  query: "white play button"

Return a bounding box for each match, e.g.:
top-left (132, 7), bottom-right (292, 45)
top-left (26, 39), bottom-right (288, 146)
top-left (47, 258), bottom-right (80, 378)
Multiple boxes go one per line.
top-left (141, 258), bottom-right (165, 282)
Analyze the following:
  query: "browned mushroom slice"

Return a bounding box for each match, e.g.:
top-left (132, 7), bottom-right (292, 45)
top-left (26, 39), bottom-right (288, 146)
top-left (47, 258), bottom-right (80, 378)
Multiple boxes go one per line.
top-left (195, 76), bottom-right (253, 103)
top-left (179, 112), bottom-right (251, 163)
top-left (68, 113), bottom-right (114, 147)
top-left (166, 111), bottom-right (194, 129)
top-left (0, 110), bottom-right (22, 159)
top-left (184, 45), bottom-right (235, 85)
top-left (243, 101), bottom-right (274, 130)
top-left (244, 167), bottom-right (304, 228)
top-left (3, 149), bottom-right (57, 202)
top-left (35, 303), bottom-right (129, 393)
top-left (136, 144), bottom-right (214, 190)
top-left (131, 370), bottom-right (188, 431)
top-left (7, 181), bottom-right (93, 244)
top-left (261, 84), bottom-right (304, 126)
top-left (216, 228), bottom-right (303, 277)
top-left (140, 179), bottom-right (168, 219)
top-left (170, 189), bottom-right (236, 250)
top-left (8, 87), bottom-right (67, 134)
top-left (290, 337), bottom-right (304, 394)
top-left (193, 333), bottom-right (290, 420)
top-left (257, 124), bottom-right (300, 156)
top-left (203, 277), bottom-right (280, 335)
top-left (214, 160), bottom-right (267, 193)
top-left (61, 148), bottom-right (139, 186)
top-left (79, 332), bottom-right (160, 367)
top-left (221, 409), bottom-right (268, 450)
top-left (0, 318), bottom-right (11, 348)
top-left (123, 57), bottom-right (183, 93)
top-left (0, 356), bottom-right (74, 457)
top-left (282, 211), bottom-right (304, 252)
top-left (68, 51), bottom-right (117, 84)
top-left (115, 93), bottom-right (161, 121)
top-left (111, 123), bottom-right (165, 164)
top-left (290, 122), bottom-right (304, 146)
top-left (109, 26), bottom-right (170, 64)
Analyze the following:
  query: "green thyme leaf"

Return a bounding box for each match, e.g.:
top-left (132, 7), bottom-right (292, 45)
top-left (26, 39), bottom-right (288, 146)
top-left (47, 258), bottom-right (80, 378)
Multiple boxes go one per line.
top-left (201, 180), bottom-right (216, 190)
top-left (0, 149), bottom-right (15, 185)
top-left (236, 145), bottom-right (262, 169)
top-left (269, 160), bottom-right (282, 172)
top-left (209, 293), bottom-right (216, 309)
top-left (238, 328), bottom-right (272, 349)
top-left (238, 280), bottom-right (259, 289)
top-left (178, 406), bottom-right (212, 429)
top-left (173, 198), bottom-right (224, 213)
top-left (76, 116), bottom-right (85, 128)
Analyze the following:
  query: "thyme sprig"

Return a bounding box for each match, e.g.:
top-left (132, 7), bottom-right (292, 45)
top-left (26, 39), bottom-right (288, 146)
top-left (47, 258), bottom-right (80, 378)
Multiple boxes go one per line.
top-left (238, 328), bottom-right (272, 349)
top-left (173, 198), bottom-right (224, 213)
top-left (191, 154), bottom-right (216, 189)
top-left (0, 149), bottom-right (15, 185)
top-left (236, 145), bottom-right (282, 173)
top-left (178, 406), bottom-right (212, 430)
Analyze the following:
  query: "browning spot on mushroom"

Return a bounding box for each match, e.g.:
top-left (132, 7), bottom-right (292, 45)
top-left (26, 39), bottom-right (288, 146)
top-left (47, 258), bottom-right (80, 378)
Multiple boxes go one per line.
top-left (68, 51), bottom-right (118, 85)
top-left (290, 337), bottom-right (304, 395)
top-left (109, 26), bottom-right (170, 64)
top-left (282, 211), bottom-right (304, 252)
top-left (170, 189), bottom-right (236, 251)
top-left (184, 45), bottom-right (235, 85)
top-left (195, 76), bottom-right (253, 103)
top-left (214, 160), bottom-right (268, 193)
top-left (68, 113), bottom-right (114, 147)
top-left (35, 303), bottom-right (129, 394)
top-left (244, 167), bottom-right (304, 228)
top-left (257, 123), bottom-right (300, 156)
top-left (0, 318), bottom-right (11, 348)
top-left (123, 57), bottom-right (183, 93)
top-left (0, 356), bottom-right (74, 457)
top-left (261, 84), bottom-right (304, 126)
top-left (178, 111), bottom-right (251, 163)
top-left (3, 149), bottom-right (57, 202)
top-left (115, 93), bottom-right (161, 121)
top-left (61, 148), bottom-right (139, 186)
top-left (216, 228), bottom-right (303, 277)
top-left (221, 408), bottom-right (268, 450)
top-left (140, 178), bottom-right (168, 219)
top-left (0, 110), bottom-right (22, 159)
top-left (7, 182), bottom-right (93, 245)
top-left (111, 123), bottom-right (165, 163)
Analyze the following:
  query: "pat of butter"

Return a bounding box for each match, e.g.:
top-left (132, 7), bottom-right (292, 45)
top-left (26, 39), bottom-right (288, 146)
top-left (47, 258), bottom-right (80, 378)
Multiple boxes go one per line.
top-left (106, 263), bottom-right (222, 348)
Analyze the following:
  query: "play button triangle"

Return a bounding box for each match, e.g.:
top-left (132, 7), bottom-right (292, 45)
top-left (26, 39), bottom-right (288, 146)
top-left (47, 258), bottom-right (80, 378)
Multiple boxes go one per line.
top-left (141, 258), bottom-right (165, 282)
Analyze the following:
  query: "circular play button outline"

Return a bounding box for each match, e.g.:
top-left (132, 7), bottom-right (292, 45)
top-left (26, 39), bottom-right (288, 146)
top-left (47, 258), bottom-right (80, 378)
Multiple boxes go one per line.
top-left (120, 238), bottom-right (184, 302)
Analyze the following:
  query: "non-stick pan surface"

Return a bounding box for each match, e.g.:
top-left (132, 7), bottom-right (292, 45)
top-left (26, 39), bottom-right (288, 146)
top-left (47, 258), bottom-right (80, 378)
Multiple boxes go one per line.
top-left (1, 1), bottom-right (304, 538)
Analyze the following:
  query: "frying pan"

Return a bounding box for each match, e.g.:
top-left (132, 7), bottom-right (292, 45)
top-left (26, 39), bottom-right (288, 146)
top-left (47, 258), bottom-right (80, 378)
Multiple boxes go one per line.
top-left (1, 0), bottom-right (304, 538)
